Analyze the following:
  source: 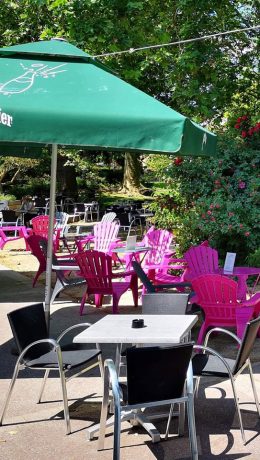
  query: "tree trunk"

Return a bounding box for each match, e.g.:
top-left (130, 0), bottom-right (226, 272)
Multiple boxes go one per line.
top-left (57, 154), bottom-right (78, 199)
top-left (121, 152), bottom-right (141, 194)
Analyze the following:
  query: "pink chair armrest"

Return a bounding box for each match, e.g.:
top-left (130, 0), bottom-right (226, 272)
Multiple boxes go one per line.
top-left (243, 292), bottom-right (260, 307)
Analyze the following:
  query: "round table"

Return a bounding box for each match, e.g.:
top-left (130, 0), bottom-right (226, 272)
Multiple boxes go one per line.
top-left (220, 266), bottom-right (260, 301)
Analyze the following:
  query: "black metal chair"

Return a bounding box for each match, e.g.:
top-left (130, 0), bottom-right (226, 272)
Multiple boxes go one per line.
top-left (132, 260), bottom-right (192, 293)
top-left (39, 239), bottom-right (86, 305)
top-left (0, 303), bottom-right (102, 434)
top-left (98, 343), bottom-right (198, 459)
top-left (192, 315), bottom-right (260, 445)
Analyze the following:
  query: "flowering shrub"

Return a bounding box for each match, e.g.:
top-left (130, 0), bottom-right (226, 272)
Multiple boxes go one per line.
top-left (234, 115), bottom-right (260, 149)
top-left (148, 130), bottom-right (260, 264)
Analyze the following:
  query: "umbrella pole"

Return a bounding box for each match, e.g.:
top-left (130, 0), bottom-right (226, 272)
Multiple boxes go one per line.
top-left (44, 143), bottom-right (58, 331)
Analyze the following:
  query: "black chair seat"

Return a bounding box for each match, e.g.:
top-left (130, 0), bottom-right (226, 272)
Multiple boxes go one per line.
top-left (192, 353), bottom-right (235, 377)
top-left (25, 349), bottom-right (101, 370)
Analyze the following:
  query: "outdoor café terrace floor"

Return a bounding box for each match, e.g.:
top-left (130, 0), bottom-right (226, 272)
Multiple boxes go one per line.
top-left (0, 238), bottom-right (260, 459)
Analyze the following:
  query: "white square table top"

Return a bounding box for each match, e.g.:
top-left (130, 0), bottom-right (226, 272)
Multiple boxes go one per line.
top-left (73, 314), bottom-right (198, 345)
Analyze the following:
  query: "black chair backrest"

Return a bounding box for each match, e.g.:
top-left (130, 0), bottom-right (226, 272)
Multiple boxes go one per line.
top-left (34, 197), bottom-right (46, 208)
top-left (116, 212), bottom-right (130, 226)
top-left (126, 343), bottom-right (193, 405)
top-left (74, 203), bottom-right (85, 212)
top-left (8, 303), bottom-right (50, 360)
top-left (2, 210), bottom-right (17, 222)
top-left (233, 315), bottom-right (260, 374)
top-left (132, 261), bottom-right (156, 293)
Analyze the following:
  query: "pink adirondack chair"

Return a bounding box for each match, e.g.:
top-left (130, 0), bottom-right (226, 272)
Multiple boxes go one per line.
top-left (74, 250), bottom-right (138, 315)
top-left (26, 234), bottom-right (48, 286)
top-left (139, 228), bottom-right (186, 290)
top-left (183, 245), bottom-right (219, 282)
top-left (76, 221), bottom-right (120, 255)
top-left (31, 215), bottom-right (60, 252)
top-left (142, 228), bottom-right (175, 267)
top-left (191, 274), bottom-right (260, 344)
top-left (0, 225), bottom-right (31, 250)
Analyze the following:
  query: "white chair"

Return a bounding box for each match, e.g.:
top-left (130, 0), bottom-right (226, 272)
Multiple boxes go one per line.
top-left (100, 212), bottom-right (116, 223)
top-left (84, 201), bottom-right (99, 222)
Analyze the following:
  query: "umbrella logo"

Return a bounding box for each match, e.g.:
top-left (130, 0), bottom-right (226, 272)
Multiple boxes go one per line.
top-left (0, 63), bottom-right (67, 95)
top-left (202, 133), bottom-right (207, 150)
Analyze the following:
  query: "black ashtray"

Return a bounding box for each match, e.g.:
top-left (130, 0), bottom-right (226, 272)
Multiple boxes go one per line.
top-left (132, 319), bottom-right (145, 328)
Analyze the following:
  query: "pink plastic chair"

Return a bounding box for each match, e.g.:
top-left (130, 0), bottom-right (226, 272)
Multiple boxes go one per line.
top-left (76, 221), bottom-right (120, 255)
top-left (26, 234), bottom-right (48, 286)
top-left (142, 228), bottom-right (175, 267)
top-left (184, 245), bottom-right (219, 282)
top-left (191, 274), bottom-right (260, 344)
top-left (140, 228), bottom-right (186, 290)
top-left (30, 215), bottom-right (60, 252)
top-left (75, 250), bottom-right (138, 315)
top-left (0, 226), bottom-right (30, 250)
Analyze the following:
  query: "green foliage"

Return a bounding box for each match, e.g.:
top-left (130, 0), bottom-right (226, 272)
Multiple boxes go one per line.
top-left (7, 177), bottom-right (51, 198)
top-left (0, 193), bottom-right (16, 201)
top-left (247, 248), bottom-right (260, 267)
top-left (149, 130), bottom-right (260, 263)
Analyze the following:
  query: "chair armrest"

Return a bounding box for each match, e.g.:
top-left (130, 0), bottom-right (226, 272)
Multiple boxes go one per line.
top-left (56, 253), bottom-right (77, 260)
top-left (112, 270), bottom-right (135, 278)
top-left (203, 327), bottom-right (241, 348)
top-left (52, 264), bottom-right (79, 271)
top-left (145, 262), bottom-right (187, 271)
top-left (155, 282), bottom-right (191, 289)
top-left (56, 323), bottom-right (92, 343)
top-left (243, 292), bottom-right (260, 307)
top-left (19, 338), bottom-right (59, 362)
top-left (193, 344), bottom-right (234, 376)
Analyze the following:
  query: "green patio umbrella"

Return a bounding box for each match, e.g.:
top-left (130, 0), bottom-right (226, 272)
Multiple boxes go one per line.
top-left (0, 39), bottom-right (217, 326)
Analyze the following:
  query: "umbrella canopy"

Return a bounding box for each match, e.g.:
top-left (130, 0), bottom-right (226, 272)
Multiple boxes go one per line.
top-left (0, 39), bottom-right (217, 327)
top-left (0, 40), bottom-right (216, 156)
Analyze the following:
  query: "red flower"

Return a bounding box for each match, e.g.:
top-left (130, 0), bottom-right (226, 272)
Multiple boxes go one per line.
top-left (234, 123), bottom-right (240, 129)
top-left (241, 131), bottom-right (247, 138)
top-left (244, 232), bottom-right (250, 237)
top-left (237, 117), bottom-right (242, 123)
top-left (248, 128), bottom-right (254, 136)
top-left (241, 115), bottom-right (248, 120)
top-left (207, 210), bottom-right (212, 215)
top-left (174, 157), bottom-right (183, 166)
top-left (228, 212), bottom-right (234, 217)
top-left (215, 203), bottom-right (220, 208)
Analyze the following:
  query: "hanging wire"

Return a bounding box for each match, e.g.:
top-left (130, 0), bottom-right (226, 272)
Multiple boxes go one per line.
top-left (93, 25), bottom-right (260, 58)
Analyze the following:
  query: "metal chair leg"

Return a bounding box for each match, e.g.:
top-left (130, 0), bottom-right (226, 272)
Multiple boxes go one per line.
top-left (56, 347), bottom-right (71, 435)
top-left (230, 375), bottom-right (246, 444)
top-left (165, 403), bottom-right (174, 440)
top-left (248, 361), bottom-right (260, 417)
top-left (50, 279), bottom-right (63, 305)
top-left (178, 402), bottom-right (185, 436)
top-left (37, 369), bottom-right (50, 403)
top-left (187, 394), bottom-right (198, 460)
top-left (98, 367), bottom-right (110, 450)
top-left (0, 361), bottom-right (21, 425)
top-left (113, 399), bottom-right (121, 460)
